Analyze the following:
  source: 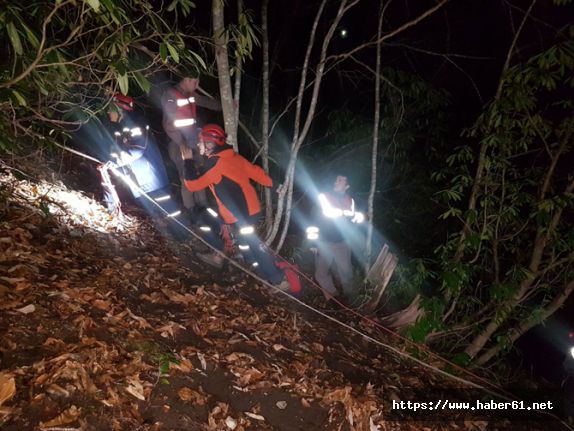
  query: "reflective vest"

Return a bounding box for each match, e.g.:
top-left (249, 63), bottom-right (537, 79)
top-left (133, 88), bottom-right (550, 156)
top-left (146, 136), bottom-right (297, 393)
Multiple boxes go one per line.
top-left (318, 192), bottom-right (355, 219)
top-left (171, 89), bottom-right (197, 128)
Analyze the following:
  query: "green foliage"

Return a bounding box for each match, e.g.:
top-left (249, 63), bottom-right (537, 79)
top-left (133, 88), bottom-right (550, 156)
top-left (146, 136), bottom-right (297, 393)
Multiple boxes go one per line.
top-left (167, 0), bottom-right (196, 17)
top-left (405, 297), bottom-right (445, 342)
top-left (433, 25), bottom-right (574, 362)
top-left (158, 353), bottom-right (180, 376)
top-left (389, 258), bottom-right (436, 310)
top-left (450, 352), bottom-right (471, 367)
top-left (222, 6), bottom-right (260, 73)
top-left (0, 0), bottom-right (208, 151)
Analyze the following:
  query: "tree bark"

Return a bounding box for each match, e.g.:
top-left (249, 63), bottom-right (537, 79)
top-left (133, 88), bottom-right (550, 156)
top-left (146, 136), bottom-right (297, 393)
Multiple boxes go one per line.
top-left (465, 175), bottom-right (574, 359)
top-left (273, 0), bottom-right (361, 252)
top-left (365, 0), bottom-right (385, 275)
top-left (233, 0), bottom-right (243, 138)
top-left (475, 280), bottom-right (574, 366)
top-left (212, 0), bottom-right (238, 151)
top-left (444, 0), bottom-right (539, 321)
top-left (261, 0), bottom-right (273, 230)
top-left (265, 0), bottom-right (328, 244)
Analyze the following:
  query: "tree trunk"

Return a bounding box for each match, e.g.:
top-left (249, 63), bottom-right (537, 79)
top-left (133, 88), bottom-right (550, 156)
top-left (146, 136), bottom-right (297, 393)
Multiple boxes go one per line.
top-left (380, 294), bottom-right (424, 329)
top-left (444, 0), bottom-right (540, 323)
top-left (475, 280), bottom-right (574, 366)
top-left (363, 246), bottom-right (399, 314)
top-left (453, 0), bottom-right (538, 263)
top-left (465, 175), bottom-right (574, 360)
top-left (261, 0), bottom-right (272, 230)
top-left (265, 0), bottom-right (328, 244)
top-left (273, 0), bottom-right (360, 252)
top-left (212, 0), bottom-right (238, 151)
top-left (233, 0), bottom-right (243, 138)
top-left (365, 0), bottom-right (384, 275)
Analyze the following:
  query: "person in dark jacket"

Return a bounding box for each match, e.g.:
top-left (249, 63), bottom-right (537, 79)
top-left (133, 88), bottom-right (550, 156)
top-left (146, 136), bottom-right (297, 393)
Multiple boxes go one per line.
top-left (161, 77), bottom-right (221, 218)
top-left (306, 175), bottom-right (365, 299)
top-left (181, 124), bottom-right (290, 291)
top-left (104, 94), bottom-right (189, 238)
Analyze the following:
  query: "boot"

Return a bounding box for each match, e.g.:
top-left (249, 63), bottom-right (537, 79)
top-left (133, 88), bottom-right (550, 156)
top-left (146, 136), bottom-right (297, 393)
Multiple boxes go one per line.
top-left (272, 277), bottom-right (291, 293)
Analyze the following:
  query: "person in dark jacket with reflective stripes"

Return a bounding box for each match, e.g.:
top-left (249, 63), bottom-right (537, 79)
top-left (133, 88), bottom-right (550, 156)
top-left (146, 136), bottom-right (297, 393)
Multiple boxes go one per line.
top-left (181, 124), bottom-right (290, 291)
top-left (161, 77), bottom-right (221, 216)
top-left (306, 175), bottom-right (365, 299)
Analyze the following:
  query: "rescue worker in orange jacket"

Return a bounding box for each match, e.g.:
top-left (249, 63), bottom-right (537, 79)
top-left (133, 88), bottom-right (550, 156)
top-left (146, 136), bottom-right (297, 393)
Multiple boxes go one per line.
top-left (181, 124), bottom-right (290, 291)
top-left (161, 77), bottom-right (220, 219)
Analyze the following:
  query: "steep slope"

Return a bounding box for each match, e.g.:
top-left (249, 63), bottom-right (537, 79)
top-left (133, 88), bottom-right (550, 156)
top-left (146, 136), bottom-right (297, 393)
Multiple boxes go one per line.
top-left (0, 166), bottom-right (563, 431)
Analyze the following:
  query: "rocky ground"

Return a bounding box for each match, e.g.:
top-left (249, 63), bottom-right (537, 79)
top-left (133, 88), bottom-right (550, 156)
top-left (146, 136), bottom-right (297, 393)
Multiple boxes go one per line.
top-left (0, 161), bottom-right (567, 431)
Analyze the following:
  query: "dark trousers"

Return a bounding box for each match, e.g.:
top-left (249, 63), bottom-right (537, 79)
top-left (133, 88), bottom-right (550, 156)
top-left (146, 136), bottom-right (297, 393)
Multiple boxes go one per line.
top-left (195, 207), bottom-right (226, 250)
top-left (233, 217), bottom-right (284, 285)
top-left (168, 140), bottom-right (207, 210)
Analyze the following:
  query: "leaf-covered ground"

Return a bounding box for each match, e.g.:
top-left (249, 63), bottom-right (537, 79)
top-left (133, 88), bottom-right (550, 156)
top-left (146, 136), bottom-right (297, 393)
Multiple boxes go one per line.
top-left (0, 167), bottom-right (563, 431)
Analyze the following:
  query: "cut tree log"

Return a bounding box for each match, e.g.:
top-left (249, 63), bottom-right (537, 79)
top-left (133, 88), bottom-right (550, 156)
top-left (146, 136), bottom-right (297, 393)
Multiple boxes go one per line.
top-left (379, 294), bottom-right (424, 329)
top-left (362, 245), bottom-right (399, 313)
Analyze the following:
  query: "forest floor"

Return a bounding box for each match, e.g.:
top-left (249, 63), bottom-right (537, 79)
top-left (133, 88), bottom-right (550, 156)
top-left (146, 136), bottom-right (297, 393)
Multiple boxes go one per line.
top-left (0, 158), bottom-right (567, 431)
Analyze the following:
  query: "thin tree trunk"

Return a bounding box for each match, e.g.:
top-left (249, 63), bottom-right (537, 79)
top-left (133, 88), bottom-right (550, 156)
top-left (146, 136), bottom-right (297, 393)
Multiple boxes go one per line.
top-left (365, 0), bottom-right (384, 275)
top-left (266, 0), bottom-right (447, 249)
top-left (274, 0), bottom-right (361, 252)
top-left (443, 0), bottom-right (539, 324)
top-left (475, 280), bottom-right (574, 366)
top-left (212, 0), bottom-right (238, 151)
top-left (265, 0), bottom-right (328, 244)
top-left (465, 175), bottom-right (574, 359)
top-left (233, 0), bottom-right (243, 137)
top-left (453, 0), bottom-right (537, 263)
top-left (261, 0), bottom-right (272, 230)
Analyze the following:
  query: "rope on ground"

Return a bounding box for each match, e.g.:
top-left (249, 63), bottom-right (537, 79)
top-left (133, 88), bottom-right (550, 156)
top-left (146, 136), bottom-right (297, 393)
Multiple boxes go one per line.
top-left (51, 142), bottom-right (573, 430)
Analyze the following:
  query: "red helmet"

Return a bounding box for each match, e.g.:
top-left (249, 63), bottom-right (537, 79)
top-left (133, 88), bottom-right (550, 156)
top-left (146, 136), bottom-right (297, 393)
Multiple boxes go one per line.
top-left (199, 124), bottom-right (226, 146)
top-left (112, 93), bottom-right (134, 111)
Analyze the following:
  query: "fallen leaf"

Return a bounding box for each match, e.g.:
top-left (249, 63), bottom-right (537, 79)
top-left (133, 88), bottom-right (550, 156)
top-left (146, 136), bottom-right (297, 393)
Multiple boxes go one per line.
top-left (245, 412), bottom-right (265, 421)
top-left (464, 420), bottom-right (489, 431)
top-left (197, 353), bottom-right (207, 370)
top-left (46, 383), bottom-right (70, 397)
top-left (16, 304), bottom-right (35, 314)
top-left (92, 299), bottom-right (111, 311)
top-left (125, 376), bottom-right (146, 401)
top-left (170, 358), bottom-right (193, 373)
top-left (0, 276), bottom-right (26, 285)
top-left (39, 405), bottom-right (81, 428)
top-left (0, 373), bottom-right (16, 406)
top-left (225, 416), bottom-right (237, 429)
top-left (178, 387), bottom-right (194, 401)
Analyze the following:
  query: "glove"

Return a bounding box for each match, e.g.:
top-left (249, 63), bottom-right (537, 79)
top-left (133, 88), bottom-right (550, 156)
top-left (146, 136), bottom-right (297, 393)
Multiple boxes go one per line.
top-left (180, 146), bottom-right (194, 160)
top-left (103, 160), bottom-right (117, 170)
